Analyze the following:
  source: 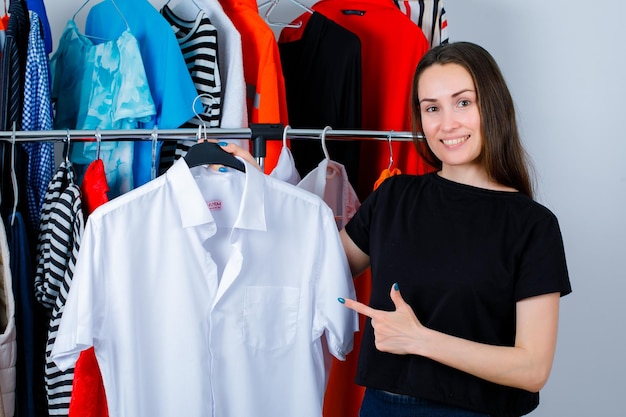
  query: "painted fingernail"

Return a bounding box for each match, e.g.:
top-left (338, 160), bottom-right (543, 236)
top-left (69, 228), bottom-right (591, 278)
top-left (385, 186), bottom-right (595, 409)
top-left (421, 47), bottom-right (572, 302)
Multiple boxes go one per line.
top-left (218, 167), bottom-right (228, 173)
top-left (337, 298), bottom-right (345, 304)
top-left (218, 141), bottom-right (228, 146)
top-left (393, 283), bottom-right (399, 291)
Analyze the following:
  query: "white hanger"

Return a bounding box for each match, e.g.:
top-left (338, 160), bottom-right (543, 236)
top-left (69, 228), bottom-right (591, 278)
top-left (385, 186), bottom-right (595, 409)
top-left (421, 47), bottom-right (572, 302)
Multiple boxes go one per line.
top-left (73, 0), bottom-right (130, 35)
top-left (261, 0), bottom-right (313, 29)
top-left (319, 125), bottom-right (331, 161)
top-left (282, 124), bottom-right (291, 148)
top-left (387, 130), bottom-right (394, 170)
top-left (95, 127), bottom-right (102, 160)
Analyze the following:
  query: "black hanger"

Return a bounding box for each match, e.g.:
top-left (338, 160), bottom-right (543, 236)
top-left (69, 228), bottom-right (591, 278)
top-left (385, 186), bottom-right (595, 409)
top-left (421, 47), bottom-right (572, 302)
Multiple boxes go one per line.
top-left (184, 141), bottom-right (246, 172)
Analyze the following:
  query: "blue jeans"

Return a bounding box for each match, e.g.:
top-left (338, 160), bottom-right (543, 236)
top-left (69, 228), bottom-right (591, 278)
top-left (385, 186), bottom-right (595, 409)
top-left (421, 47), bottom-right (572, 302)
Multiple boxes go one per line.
top-left (359, 388), bottom-right (491, 417)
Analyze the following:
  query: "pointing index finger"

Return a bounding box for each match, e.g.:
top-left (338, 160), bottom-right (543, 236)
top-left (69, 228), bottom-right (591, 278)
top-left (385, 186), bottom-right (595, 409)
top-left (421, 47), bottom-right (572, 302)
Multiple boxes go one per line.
top-left (338, 297), bottom-right (377, 318)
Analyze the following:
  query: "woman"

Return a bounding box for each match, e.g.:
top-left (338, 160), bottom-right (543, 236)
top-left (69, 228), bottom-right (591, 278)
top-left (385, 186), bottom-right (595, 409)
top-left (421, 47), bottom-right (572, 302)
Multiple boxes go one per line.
top-left (338, 42), bottom-right (571, 416)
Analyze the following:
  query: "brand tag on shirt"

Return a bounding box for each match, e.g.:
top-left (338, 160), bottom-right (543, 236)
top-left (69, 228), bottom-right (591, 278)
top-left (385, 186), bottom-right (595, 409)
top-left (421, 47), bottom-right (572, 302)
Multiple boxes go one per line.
top-left (341, 9), bottom-right (366, 15)
top-left (207, 200), bottom-right (222, 211)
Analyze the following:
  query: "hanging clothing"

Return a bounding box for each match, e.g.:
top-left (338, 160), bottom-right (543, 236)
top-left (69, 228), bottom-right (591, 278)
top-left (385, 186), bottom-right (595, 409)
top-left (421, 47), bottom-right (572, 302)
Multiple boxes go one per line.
top-left (282, 0), bottom-right (432, 199)
top-left (68, 159), bottom-right (110, 417)
top-left (172, 0), bottom-right (248, 129)
top-left (160, 5), bottom-right (222, 165)
top-left (33, 161), bottom-right (84, 416)
top-left (0, 0), bottom-right (29, 131)
top-left (0, 0), bottom-right (30, 218)
top-left (278, 12), bottom-right (362, 183)
top-left (297, 158), bottom-right (360, 230)
top-left (25, 0), bottom-right (52, 54)
top-left (162, 5), bottom-right (222, 129)
top-left (50, 19), bottom-right (156, 198)
top-left (269, 139), bottom-right (301, 185)
top-left (219, 0), bottom-right (289, 172)
top-left (393, 0), bottom-right (449, 47)
top-left (0, 218), bottom-right (16, 417)
top-left (85, 0), bottom-right (202, 188)
top-left (20, 11), bottom-right (54, 236)
top-left (7, 211), bottom-right (48, 417)
top-left (51, 157), bottom-right (357, 417)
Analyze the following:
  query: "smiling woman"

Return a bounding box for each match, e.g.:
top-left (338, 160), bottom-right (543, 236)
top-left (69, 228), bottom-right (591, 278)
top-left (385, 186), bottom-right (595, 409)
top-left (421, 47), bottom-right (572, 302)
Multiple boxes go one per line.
top-left (336, 41), bottom-right (572, 417)
top-left (411, 41), bottom-right (532, 197)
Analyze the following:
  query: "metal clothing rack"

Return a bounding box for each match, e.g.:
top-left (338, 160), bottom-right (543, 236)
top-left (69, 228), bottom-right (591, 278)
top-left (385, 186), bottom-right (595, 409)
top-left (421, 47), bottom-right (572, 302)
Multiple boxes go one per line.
top-left (0, 123), bottom-right (423, 168)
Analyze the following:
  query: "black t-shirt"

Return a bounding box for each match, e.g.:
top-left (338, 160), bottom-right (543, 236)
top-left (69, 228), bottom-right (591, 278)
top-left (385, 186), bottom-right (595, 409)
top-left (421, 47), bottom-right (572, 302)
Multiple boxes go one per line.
top-left (345, 173), bottom-right (572, 417)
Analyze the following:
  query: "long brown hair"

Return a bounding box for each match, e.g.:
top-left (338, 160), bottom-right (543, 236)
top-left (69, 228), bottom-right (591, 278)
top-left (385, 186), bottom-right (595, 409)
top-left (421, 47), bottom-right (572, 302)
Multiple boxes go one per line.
top-left (411, 42), bottom-right (535, 198)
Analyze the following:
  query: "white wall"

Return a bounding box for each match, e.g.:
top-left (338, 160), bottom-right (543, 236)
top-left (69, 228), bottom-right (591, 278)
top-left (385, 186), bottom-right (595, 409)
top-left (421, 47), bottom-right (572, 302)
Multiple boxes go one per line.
top-left (45, 1), bottom-right (626, 415)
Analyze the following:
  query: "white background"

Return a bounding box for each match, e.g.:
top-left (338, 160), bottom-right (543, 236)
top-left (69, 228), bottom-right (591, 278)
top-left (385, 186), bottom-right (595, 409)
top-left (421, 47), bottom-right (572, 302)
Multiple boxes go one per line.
top-left (44, 0), bottom-right (626, 415)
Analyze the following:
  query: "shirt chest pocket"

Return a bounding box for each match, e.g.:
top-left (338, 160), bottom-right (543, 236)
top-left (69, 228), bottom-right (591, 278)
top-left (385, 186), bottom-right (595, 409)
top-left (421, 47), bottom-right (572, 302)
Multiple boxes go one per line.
top-left (243, 286), bottom-right (300, 351)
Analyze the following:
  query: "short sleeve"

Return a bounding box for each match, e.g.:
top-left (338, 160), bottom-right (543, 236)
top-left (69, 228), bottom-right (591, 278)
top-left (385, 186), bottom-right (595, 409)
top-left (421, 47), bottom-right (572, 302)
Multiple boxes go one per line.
top-left (313, 204), bottom-right (358, 360)
top-left (516, 211), bottom-right (572, 300)
top-left (51, 217), bottom-right (101, 371)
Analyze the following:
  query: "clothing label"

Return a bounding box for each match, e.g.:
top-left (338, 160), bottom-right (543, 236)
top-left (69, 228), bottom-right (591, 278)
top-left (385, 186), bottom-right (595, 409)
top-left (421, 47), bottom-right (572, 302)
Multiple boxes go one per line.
top-left (341, 9), bottom-right (366, 15)
top-left (207, 201), bottom-right (222, 211)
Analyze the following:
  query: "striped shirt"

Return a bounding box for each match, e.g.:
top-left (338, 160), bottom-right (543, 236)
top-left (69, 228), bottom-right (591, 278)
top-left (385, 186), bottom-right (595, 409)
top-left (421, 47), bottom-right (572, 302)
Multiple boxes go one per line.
top-left (33, 161), bottom-right (84, 415)
top-left (394, 0), bottom-right (449, 47)
top-left (161, 5), bottom-right (222, 164)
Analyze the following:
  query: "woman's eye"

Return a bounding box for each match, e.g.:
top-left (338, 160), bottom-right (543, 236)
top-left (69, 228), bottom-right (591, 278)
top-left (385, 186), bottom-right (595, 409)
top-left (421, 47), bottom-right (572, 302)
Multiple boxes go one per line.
top-left (458, 99), bottom-right (471, 107)
top-left (425, 106), bottom-right (438, 113)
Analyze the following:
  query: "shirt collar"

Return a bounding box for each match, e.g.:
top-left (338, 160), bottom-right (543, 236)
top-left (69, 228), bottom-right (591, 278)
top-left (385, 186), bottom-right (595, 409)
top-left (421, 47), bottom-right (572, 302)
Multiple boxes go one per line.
top-left (166, 158), bottom-right (267, 232)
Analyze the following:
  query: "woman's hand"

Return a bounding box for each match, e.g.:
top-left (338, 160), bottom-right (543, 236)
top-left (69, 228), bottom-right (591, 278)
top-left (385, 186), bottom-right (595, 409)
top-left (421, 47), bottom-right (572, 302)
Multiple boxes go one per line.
top-left (217, 141), bottom-right (262, 171)
top-left (340, 283), bottom-right (426, 355)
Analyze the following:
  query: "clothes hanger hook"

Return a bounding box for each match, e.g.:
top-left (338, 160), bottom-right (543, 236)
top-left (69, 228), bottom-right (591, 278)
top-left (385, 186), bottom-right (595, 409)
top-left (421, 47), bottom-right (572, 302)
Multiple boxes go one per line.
top-left (282, 124), bottom-right (291, 147)
top-left (151, 125), bottom-right (159, 180)
top-left (192, 93), bottom-right (214, 141)
top-left (320, 126), bottom-right (332, 161)
top-left (95, 127), bottom-right (102, 160)
top-left (387, 130), bottom-right (394, 170)
top-left (64, 128), bottom-right (72, 164)
top-left (10, 122), bottom-right (18, 226)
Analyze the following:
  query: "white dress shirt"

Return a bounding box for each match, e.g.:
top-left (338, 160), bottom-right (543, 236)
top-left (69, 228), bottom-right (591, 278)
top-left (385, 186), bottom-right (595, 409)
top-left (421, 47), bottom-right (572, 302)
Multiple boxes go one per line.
top-left (51, 158), bottom-right (357, 417)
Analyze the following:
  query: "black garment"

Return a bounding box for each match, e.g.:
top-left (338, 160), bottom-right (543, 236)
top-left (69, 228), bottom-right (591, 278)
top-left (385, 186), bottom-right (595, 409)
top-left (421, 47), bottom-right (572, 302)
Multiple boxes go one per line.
top-left (278, 12), bottom-right (362, 184)
top-left (0, 0), bottom-right (30, 130)
top-left (345, 173), bottom-right (572, 417)
top-left (0, 0), bottom-right (30, 218)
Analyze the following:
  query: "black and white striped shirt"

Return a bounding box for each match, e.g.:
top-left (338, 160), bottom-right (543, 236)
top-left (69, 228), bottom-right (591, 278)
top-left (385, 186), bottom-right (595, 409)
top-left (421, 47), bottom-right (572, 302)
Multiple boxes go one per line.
top-left (34, 161), bottom-right (84, 415)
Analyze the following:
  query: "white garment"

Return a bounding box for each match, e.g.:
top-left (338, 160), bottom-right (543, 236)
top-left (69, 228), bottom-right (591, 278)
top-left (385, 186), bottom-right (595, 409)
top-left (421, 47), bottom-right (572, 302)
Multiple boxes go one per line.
top-left (269, 141), bottom-right (301, 185)
top-left (298, 158), bottom-right (361, 230)
top-left (51, 158), bottom-right (357, 417)
top-left (172, 0), bottom-right (248, 129)
top-left (0, 220), bottom-right (16, 417)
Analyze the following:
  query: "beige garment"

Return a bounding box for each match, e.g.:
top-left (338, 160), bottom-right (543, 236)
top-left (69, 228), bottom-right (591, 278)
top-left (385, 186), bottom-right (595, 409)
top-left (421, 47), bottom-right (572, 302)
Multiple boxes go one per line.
top-left (0, 219), bottom-right (16, 417)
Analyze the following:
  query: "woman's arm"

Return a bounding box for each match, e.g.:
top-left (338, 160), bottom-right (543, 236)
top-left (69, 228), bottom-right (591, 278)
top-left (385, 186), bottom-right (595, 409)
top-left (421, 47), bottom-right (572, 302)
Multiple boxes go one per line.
top-left (339, 229), bottom-right (370, 277)
top-left (341, 285), bottom-right (561, 393)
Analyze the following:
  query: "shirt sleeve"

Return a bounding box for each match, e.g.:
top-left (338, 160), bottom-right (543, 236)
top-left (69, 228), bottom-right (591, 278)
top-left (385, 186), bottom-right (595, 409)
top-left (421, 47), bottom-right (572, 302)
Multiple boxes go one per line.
top-left (51, 217), bottom-right (101, 371)
top-left (313, 203), bottom-right (359, 360)
top-left (516, 209), bottom-right (572, 300)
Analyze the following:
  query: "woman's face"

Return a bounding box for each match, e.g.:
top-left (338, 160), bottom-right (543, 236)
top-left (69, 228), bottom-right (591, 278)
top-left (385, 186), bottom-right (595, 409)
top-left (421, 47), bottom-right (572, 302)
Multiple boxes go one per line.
top-left (417, 63), bottom-right (483, 172)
